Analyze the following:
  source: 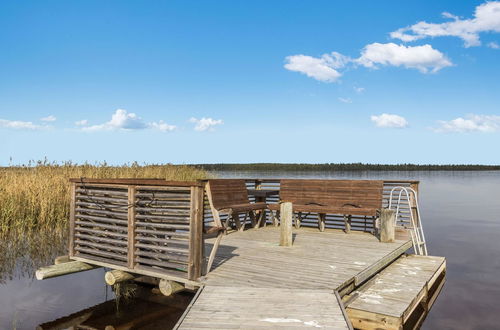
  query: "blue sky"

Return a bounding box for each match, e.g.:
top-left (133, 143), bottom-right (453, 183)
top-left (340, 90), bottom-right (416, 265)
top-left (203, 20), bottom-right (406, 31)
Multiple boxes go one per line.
top-left (1, 0), bottom-right (500, 165)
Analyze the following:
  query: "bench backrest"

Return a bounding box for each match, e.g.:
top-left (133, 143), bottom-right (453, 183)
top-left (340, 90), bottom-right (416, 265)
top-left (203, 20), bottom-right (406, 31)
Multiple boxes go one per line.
top-left (207, 179), bottom-right (250, 210)
top-left (280, 179), bottom-right (384, 210)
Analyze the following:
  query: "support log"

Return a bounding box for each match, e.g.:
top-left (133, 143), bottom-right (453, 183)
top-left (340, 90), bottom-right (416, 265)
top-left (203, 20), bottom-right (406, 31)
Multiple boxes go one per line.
top-left (380, 209), bottom-right (396, 243)
top-left (105, 270), bottom-right (136, 285)
top-left (159, 279), bottom-right (185, 296)
top-left (280, 202), bottom-right (293, 247)
top-left (36, 261), bottom-right (98, 280)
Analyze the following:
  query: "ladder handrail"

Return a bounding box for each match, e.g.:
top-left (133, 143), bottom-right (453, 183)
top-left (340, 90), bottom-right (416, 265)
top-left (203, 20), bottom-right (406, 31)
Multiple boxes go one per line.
top-left (388, 186), bottom-right (428, 256)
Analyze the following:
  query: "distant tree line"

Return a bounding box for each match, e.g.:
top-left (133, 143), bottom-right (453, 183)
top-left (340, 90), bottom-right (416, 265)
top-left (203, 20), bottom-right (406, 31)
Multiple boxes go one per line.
top-left (193, 163), bottom-right (500, 171)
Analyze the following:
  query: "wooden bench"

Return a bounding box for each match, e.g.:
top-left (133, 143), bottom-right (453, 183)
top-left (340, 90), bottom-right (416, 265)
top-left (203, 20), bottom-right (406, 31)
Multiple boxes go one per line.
top-left (205, 179), bottom-right (267, 232)
top-left (268, 179), bottom-right (384, 232)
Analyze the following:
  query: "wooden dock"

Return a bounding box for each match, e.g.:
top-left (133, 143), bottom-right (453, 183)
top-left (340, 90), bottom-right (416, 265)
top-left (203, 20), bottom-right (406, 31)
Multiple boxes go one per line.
top-left (174, 227), bottom-right (418, 329)
top-left (35, 178), bottom-right (446, 329)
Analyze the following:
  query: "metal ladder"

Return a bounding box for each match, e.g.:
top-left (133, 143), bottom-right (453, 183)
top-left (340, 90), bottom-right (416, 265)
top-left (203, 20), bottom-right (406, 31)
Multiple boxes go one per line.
top-left (388, 186), bottom-right (428, 256)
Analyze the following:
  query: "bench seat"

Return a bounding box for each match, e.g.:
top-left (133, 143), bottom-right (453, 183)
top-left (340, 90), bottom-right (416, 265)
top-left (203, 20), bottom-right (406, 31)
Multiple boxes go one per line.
top-left (219, 202), bottom-right (267, 213)
top-left (268, 203), bottom-right (377, 216)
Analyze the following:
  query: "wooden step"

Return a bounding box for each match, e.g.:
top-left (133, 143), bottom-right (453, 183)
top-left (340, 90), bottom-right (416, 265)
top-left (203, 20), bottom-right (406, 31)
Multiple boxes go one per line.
top-left (346, 254), bottom-right (446, 330)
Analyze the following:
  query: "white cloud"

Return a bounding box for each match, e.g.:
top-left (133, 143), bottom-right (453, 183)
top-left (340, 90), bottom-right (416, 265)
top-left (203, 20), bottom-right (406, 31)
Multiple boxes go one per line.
top-left (82, 109), bottom-right (147, 131)
top-left (371, 113), bottom-right (409, 128)
top-left (80, 109), bottom-right (175, 132)
top-left (40, 115), bottom-right (56, 122)
top-left (285, 43), bottom-right (451, 82)
top-left (488, 41), bottom-right (500, 49)
top-left (357, 43), bottom-right (452, 73)
top-left (390, 2), bottom-right (500, 47)
top-left (338, 97), bottom-right (352, 104)
top-left (284, 52), bottom-right (349, 82)
top-left (75, 119), bottom-right (89, 126)
top-left (189, 117), bottom-right (223, 131)
top-left (354, 86), bottom-right (365, 94)
top-left (149, 120), bottom-right (176, 132)
top-left (434, 114), bottom-right (500, 133)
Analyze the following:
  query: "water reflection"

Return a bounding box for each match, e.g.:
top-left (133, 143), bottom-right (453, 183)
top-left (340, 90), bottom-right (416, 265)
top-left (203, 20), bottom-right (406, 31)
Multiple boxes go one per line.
top-left (37, 289), bottom-right (192, 330)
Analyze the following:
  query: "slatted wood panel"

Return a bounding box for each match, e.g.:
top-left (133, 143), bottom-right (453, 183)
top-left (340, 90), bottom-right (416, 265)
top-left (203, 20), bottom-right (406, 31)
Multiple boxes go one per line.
top-left (70, 179), bottom-right (205, 282)
top-left (73, 184), bottom-right (130, 266)
top-left (134, 186), bottom-right (192, 278)
top-left (177, 286), bottom-right (350, 329)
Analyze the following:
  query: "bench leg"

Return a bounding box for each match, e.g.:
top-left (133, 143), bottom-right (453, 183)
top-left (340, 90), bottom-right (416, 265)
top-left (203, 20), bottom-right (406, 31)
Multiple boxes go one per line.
top-left (344, 215), bottom-right (351, 233)
top-left (294, 212), bottom-right (301, 229)
top-left (255, 209), bottom-right (266, 228)
top-left (231, 211), bottom-right (243, 232)
top-left (249, 211), bottom-right (257, 228)
top-left (318, 213), bottom-right (326, 232)
top-left (270, 210), bottom-right (280, 227)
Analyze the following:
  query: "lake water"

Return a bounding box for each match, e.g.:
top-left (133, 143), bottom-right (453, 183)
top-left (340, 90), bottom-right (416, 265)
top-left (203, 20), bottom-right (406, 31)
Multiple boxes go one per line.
top-left (1, 170), bottom-right (500, 329)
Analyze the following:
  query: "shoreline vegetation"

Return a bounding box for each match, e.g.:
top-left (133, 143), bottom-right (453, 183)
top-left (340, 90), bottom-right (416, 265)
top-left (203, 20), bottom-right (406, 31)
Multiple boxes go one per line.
top-left (0, 161), bottom-right (208, 237)
top-left (194, 163), bottom-right (500, 171)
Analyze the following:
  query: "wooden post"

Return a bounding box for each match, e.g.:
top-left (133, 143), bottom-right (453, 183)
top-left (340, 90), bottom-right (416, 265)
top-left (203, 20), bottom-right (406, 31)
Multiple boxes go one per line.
top-left (410, 182), bottom-right (420, 227)
top-left (54, 255), bottom-right (71, 265)
top-left (344, 215), bottom-right (351, 234)
top-left (380, 209), bottom-right (396, 243)
top-left (105, 270), bottom-right (136, 285)
top-left (159, 279), bottom-right (185, 296)
top-left (68, 182), bottom-right (76, 257)
top-left (318, 213), bottom-right (326, 232)
top-left (127, 186), bottom-right (136, 269)
top-left (280, 202), bottom-right (293, 247)
top-left (188, 185), bottom-right (204, 281)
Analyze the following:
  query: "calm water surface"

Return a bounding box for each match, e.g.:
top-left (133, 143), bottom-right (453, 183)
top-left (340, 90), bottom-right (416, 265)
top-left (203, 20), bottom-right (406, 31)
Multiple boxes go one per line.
top-left (1, 170), bottom-right (499, 329)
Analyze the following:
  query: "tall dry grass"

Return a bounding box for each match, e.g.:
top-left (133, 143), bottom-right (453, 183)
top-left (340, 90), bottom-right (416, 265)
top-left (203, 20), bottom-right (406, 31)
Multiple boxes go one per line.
top-left (0, 161), bottom-right (209, 237)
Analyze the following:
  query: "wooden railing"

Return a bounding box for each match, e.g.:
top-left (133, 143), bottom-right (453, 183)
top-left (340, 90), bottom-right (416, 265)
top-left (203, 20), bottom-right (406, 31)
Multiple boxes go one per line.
top-left (68, 178), bottom-right (204, 284)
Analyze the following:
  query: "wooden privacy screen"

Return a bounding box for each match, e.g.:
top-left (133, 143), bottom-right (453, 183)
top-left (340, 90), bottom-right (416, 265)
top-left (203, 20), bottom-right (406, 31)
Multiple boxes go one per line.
top-left (68, 179), bottom-right (204, 283)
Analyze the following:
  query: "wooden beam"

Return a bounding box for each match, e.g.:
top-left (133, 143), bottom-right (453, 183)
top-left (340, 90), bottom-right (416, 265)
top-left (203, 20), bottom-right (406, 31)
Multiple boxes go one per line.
top-left (280, 202), bottom-right (293, 247)
top-left (127, 186), bottom-right (136, 269)
top-left (380, 209), bottom-right (396, 243)
top-left (36, 261), bottom-right (98, 280)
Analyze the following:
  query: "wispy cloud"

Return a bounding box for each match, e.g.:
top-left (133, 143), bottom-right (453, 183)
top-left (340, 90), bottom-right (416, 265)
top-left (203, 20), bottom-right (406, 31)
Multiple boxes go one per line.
top-left (338, 97), bottom-right (352, 104)
top-left (284, 53), bottom-right (348, 82)
top-left (40, 115), bottom-right (56, 122)
top-left (75, 119), bottom-right (89, 126)
top-left (0, 119), bottom-right (47, 130)
top-left (434, 114), bottom-right (500, 133)
top-left (354, 86), bottom-right (365, 94)
top-left (79, 109), bottom-right (176, 132)
top-left (488, 41), bottom-right (500, 49)
top-left (390, 2), bottom-right (500, 47)
top-left (371, 113), bottom-right (409, 128)
top-left (189, 117), bottom-right (223, 131)
top-left (149, 120), bottom-right (176, 132)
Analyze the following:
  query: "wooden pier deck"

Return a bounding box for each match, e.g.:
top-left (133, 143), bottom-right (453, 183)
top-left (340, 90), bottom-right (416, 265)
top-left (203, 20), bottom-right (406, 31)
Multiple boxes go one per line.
top-left (175, 227), bottom-right (413, 329)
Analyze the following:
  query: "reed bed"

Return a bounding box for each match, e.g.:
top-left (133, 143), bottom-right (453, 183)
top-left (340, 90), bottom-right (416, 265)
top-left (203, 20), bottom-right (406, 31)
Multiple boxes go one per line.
top-left (0, 161), bottom-right (209, 237)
